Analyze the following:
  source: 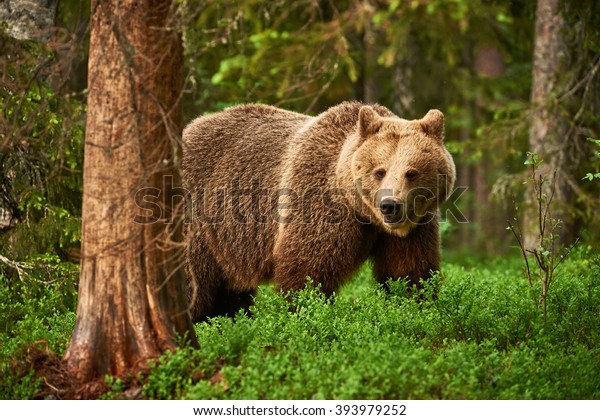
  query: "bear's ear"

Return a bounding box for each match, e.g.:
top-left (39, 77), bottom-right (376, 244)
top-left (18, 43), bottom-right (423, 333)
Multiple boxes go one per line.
top-left (358, 105), bottom-right (382, 139)
top-left (420, 109), bottom-right (445, 141)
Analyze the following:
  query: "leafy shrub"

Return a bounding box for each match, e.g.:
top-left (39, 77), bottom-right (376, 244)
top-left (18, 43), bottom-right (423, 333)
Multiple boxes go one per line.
top-left (2, 248), bottom-right (598, 399)
top-left (0, 29), bottom-right (84, 260)
top-left (0, 254), bottom-right (78, 399)
top-left (138, 251), bottom-right (600, 400)
top-left (583, 138), bottom-right (600, 182)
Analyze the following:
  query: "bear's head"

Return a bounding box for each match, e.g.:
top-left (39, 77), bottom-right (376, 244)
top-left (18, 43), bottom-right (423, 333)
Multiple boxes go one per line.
top-left (351, 106), bottom-right (456, 236)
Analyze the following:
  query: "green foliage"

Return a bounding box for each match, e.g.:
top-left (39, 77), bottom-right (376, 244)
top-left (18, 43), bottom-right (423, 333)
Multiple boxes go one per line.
top-left (0, 254), bottom-right (78, 332)
top-left (134, 252), bottom-right (599, 400)
top-left (508, 152), bottom-right (581, 323)
top-left (182, 0), bottom-right (353, 114)
top-left (0, 29), bottom-right (84, 260)
top-left (182, 0), bottom-right (534, 123)
top-left (584, 138), bottom-right (600, 181)
top-left (2, 251), bottom-right (598, 400)
top-left (0, 6), bottom-right (84, 400)
top-left (100, 376), bottom-right (127, 400)
top-left (0, 366), bottom-right (42, 400)
top-left (0, 254), bottom-right (78, 399)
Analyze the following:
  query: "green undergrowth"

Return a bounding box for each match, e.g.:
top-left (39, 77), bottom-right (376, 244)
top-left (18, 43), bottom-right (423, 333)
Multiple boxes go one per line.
top-left (0, 254), bottom-right (78, 398)
top-left (2, 248), bottom-right (600, 399)
top-left (140, 247), bottom-right (600, 400)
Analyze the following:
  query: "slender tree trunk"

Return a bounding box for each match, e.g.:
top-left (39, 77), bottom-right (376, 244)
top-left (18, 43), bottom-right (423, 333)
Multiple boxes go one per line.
top-left (525, 0), bottom-right (575, 249)
top-left (362, 1), bottom-right (379, 105)
top-left (391, 29), bottom-right (416, 118)
top-left (63, 0), bottom-right (196, 384)
top-left (473, 45), bottom-right (507, 254)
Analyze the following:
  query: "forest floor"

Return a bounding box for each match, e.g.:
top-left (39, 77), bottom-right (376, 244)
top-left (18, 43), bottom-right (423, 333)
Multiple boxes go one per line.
top-left (1, 247), bottom-right (600, 399)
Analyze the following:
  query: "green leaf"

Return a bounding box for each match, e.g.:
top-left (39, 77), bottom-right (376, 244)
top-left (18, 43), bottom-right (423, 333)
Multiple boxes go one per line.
top-left (210, 73), bottom-right (223, 85)
top-left (496, 12), bottom-right (513, 24)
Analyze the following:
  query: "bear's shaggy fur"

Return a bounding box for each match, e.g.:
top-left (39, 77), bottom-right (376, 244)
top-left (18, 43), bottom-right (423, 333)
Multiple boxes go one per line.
top-left (183, 102), bottom-right (455, 321)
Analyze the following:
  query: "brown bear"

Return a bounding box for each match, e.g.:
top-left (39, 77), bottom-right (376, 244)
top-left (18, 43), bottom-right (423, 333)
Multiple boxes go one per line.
top-left (182, 102), bottom-right (455, 322)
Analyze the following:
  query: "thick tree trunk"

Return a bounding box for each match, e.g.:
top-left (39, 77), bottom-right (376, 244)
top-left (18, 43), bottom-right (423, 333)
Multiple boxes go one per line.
top-left (63, 0), bottom-right (196, 384)
top-left (524, 0), bottom-right (577, 249)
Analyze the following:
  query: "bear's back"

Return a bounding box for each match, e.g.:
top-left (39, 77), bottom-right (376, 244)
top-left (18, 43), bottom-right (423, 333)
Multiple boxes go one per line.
top-left (182, 104), bottom-right (310, 284)
top-left (182, 104), bottom-right (309, 190)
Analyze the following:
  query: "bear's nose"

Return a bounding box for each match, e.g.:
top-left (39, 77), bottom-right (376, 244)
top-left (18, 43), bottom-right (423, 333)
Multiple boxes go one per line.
top-left (380, 198), bottom-right (402, 217)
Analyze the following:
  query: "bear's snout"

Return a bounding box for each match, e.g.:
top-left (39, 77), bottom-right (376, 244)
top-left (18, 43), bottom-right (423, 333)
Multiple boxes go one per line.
top-left (380, 197), bottom-right (406, 224)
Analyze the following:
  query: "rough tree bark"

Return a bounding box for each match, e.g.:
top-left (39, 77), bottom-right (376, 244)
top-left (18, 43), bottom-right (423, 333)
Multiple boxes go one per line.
top-left (525, 0), bottom-right (575, 249)
top-left (63, 0), bottom-right (196, 384)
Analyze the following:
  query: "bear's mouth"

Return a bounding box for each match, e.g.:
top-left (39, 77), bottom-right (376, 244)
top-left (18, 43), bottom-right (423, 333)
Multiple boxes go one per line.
top-left (382, 216), bottom-right (414, 237)
top-left (383, 214), bottom-right (406, 225)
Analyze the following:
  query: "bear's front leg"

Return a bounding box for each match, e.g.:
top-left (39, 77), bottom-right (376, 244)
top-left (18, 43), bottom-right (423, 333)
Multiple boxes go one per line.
top-left (273, 221), bottom-right (374, 297)
top-left (371, 215), bottom-right (441, 291)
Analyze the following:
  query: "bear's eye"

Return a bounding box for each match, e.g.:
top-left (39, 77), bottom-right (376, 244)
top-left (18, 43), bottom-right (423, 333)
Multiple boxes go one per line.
top-left (374, 168), bottom-right (386, 180)
top-left (405, 169), bottom-right (420, 181)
